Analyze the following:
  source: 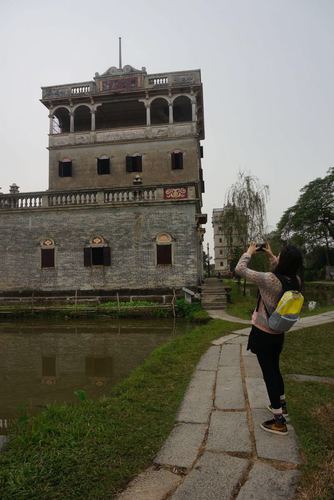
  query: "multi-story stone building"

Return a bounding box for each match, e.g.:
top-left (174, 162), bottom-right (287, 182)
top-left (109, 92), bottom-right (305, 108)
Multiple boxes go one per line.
top-left (212, 207), bottom-right (243, 274)
top-left (0, 64), bottom-right (206, 294)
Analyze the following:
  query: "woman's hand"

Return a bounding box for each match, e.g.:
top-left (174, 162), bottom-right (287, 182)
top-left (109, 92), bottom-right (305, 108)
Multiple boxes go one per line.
top-left (263, 241), bottom-right (275, 258)
top-left (246, 242), bottom-right (257, 256)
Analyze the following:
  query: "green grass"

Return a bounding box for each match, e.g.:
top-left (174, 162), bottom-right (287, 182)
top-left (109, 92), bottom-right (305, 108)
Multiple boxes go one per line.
top-left (281, 323), bottom-right (334, 499)
top-left (286, 381), bottom-right (334, 500)
top-left (0, 319), bottom-right (240, 500)
top-left (281, 323), bottom-right (334, 377)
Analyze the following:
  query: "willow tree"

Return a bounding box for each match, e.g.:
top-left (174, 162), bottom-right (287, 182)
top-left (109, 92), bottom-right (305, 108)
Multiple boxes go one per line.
top-left (220, 171), bottom-right (269, 292)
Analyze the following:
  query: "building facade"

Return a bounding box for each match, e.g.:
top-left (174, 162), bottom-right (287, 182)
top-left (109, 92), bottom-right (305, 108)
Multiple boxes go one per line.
top-left (212, 207), bottom-right (243, 274)
top-left (0, 64), bottom-right (206, 293)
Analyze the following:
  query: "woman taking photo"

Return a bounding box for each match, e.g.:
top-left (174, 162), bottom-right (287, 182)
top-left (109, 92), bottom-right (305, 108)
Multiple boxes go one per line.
top-left (235, 242), bottom-right (303, 435)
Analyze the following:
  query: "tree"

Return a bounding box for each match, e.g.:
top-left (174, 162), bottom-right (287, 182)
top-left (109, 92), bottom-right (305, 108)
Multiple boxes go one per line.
top-left (220, 171), bottom-right (269, 292)
top-left (277, 168), bottom-right (334, 265)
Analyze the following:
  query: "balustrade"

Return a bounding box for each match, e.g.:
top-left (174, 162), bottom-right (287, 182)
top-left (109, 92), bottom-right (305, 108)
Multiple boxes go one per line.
top-left (0, 193), bottom-right (42, 209)
top-left (104, 187), bottom-right (157, 203)
top-left (0, 185), bottom-right (195, 210)
top-left (48, 191), bottom-right (98, 206)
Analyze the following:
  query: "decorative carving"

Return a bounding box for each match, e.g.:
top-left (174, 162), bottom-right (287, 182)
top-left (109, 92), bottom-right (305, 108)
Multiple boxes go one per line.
top-left (41, 239), bottom-right (54, 247)
top-left (91, 236), bottom-right (104, 245)
top-left (164, 187), bottom-right (188, 200)
top-left (156, 233), bottom-right (172, 244)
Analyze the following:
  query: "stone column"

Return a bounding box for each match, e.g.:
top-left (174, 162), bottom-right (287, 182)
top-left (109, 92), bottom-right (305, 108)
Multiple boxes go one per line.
top-left (192, 101), bottom-right (197, 122)
top-left (91, 110), bottom-right (96, 131)
top-left (49, 113), bottom-right (53, 134)
top-left (169, 102), bottom-right (173, 124)
top-left (70, 112), bottom-right (74, 133)
top-left (146, 103), bottom-right (151, 126)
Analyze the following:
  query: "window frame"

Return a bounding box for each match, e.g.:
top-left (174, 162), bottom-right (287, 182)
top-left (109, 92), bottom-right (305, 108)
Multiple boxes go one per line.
top-left (126, 155), bottom-right (142, 173)
top-left (58, 160), bottom-right (72, 177)
top-left (171, 151), bottom-right (184, 170)
top-left (97, 157), bottom-right (111, 175)
top-left (155, 233), bottom-right (174, 266)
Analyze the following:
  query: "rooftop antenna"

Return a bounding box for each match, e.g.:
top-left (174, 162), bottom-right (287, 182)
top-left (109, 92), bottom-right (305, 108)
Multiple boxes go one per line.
top-left (119, 37), bottom-right (122, 70)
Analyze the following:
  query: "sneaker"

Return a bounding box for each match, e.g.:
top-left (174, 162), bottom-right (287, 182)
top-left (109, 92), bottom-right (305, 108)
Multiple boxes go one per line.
top-left (267, 402), bottom-right (288, 417)
top-left (260, 417), bottom-right (288, 436)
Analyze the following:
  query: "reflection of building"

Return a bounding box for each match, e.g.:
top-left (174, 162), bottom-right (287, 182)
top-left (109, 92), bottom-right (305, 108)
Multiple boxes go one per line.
top-left (0, 63), bottom-right (206, 293)
top-left (0, 321), bottom-right (178, 429)
top-left (212, 207), bottom-right (244, 273)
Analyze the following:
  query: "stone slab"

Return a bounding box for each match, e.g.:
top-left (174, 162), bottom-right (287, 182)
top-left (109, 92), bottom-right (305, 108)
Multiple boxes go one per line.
top-left (236, 462), bottom-right (300, 500)
top-left (0, 435), bottom-right (8, 451)
top-left (219, 344), bottom-right (240, 367)
top-left (211, 333), bottom-right (240, 346)
top-left (246, 377), bottom-right (269, 408)
top-left (171, 451), bottom-right (249, 500)
top-left (242, 344), bottom-right (253, 357)
top-left (206, 411), bottom-right (251, 453)
top-left (225, 335), bottom-right (248, 345)
top-left (196, 346), bottom-right (221, 371)
top-left (215, 366), bottom-right (245, 410)
top-left (177, 370), bottom-right (216, 423)
top-left (252, 409), bottom-right (301, 464)
top-left (233, 327), bottom-right (251, 336)
top-left (117, 466), bottom-right (181, 500)
top-left (155, 423), bottom-right (207, 469)
top-left (243, 356), bottom-right (263, 378)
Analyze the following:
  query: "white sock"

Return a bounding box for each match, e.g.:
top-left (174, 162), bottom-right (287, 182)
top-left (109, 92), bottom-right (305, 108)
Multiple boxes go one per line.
top-left (280, 394), bottom-right (286, 401)
top-left (272, 407), bottom-right (283, 415)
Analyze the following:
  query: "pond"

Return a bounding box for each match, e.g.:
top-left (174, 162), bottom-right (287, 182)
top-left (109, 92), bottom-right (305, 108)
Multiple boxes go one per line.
top-left (0, 318), bottom-right (191, 433)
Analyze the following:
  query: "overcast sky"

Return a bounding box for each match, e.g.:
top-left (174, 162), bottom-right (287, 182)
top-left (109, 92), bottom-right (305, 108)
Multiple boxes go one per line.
top-left (0, 0), bottom-right (333, 249)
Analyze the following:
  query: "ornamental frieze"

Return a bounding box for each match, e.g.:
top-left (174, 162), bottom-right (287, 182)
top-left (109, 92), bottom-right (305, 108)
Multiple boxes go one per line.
top-left (164, 187), bottom-right (188, 200)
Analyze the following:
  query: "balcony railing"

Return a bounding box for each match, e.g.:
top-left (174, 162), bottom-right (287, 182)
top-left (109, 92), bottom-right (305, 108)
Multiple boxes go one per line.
top-left (0, 193), bottom-right (42, 209)
top-left (0, 184), bottom-right (197, 210)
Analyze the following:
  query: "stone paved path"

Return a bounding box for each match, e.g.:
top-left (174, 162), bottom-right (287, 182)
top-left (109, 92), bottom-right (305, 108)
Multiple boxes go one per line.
top-left (118, 333), bottom-right (301, 499)
top-left (117, 310), bottom-right (334, 500)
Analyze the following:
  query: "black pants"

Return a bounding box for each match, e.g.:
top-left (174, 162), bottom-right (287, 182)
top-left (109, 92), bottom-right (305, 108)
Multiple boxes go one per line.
top-left (247, 325), bottom-right (285, 409)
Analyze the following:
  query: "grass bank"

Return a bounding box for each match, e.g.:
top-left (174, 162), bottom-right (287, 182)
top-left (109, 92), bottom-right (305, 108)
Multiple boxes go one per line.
top-left (0, 299), bottom-right (210, 322)
top-left (0, 319), bottom-right (239, 499)
top-left (281, 323), bottom-right (334, 499)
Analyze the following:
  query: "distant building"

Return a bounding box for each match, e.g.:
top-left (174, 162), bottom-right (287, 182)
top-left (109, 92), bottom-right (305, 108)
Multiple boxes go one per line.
top-left (212, 207), bottom-right (244, 274)
top-left (0, 63), bottom-right (206, 294)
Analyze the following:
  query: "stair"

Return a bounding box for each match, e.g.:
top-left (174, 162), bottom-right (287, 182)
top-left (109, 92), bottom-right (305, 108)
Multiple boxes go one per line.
top-left (201, 277), bottom-right (229, 310)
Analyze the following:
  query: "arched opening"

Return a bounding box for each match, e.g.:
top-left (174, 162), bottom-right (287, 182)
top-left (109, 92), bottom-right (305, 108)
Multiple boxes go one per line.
top-left (74, 105), bottom-right (91, 132)
top-left (52, 107), bottom-right (70, 134)
top-left (151, 98), bottom-right (169, 125)
top-left (96, 100), bottom-right (146, 129)
top-left (173, 96), bottom-right (192, 122)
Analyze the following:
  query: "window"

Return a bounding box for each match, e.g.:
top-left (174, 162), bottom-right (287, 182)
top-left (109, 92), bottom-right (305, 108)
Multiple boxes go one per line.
top-left (156, 233), bottom-right (173, 265)
top-left (220, 250), bottom-right (223, 255)
top-left (220, 262), bottom-right (223, 266)
top-left (59, 160), bottom-right (72, 177)
top-left (126, 155), bottom-right (142, 172)
top-left (41, 248), bottom-right (55, 268)
top-left (97, 158), bottom-right (110, 175)
top-left (84, 237), bottom-right (111, 266)
top-left (219, 238), bottom-right (222, 243)
top-left (157, 244), bottom-right (172, 265)
top-left (171, 152), bottom-right (183, 170)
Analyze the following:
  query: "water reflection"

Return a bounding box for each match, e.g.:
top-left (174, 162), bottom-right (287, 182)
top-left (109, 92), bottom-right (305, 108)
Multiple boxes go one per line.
top-left (0, 318), bottom-right (190, 430)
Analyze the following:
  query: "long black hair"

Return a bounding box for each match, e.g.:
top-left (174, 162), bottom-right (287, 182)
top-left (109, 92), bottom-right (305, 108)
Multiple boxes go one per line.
top-left (274, 244), bottom-right (304, 288)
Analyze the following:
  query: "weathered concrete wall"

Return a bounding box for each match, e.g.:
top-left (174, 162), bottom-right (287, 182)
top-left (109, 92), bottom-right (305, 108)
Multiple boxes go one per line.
top-left (49, 137), bottom-right (200, 191)
top-left (0, 202), bottom-right (201, 292)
